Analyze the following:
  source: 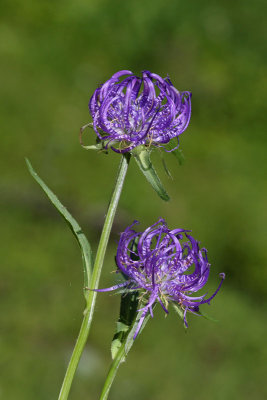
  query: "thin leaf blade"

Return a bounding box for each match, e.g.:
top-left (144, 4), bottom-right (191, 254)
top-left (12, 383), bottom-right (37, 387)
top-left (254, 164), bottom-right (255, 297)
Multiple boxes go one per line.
top-left (111, 290), bottom-right (139, 360)
top-left (164, 140), bottom-right (185, 165)
top-left (25, 158), bottom-right (93, 298)
top-left (132, 146), bottom-right (170, 201)
top-left (171, 148), bottom-right (185, 165)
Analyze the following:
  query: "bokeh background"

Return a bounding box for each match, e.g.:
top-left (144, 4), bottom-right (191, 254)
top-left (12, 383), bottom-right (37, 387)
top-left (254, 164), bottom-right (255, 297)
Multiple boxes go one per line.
top-left (1, 0), bottom-right (266, 399)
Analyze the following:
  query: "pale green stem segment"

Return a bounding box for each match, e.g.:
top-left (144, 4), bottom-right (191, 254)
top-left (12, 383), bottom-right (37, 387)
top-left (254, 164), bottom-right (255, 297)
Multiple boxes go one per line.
top-left (57, 153), bottom-right (131, 400)
top-left (99, 310), bottom-right (151, 400)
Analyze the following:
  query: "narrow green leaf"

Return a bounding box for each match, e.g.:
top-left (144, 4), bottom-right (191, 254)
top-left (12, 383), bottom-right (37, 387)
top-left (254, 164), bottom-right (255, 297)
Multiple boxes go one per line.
top-left (165, 139), bottom-right (185, 165)
top-left (81, 142), bottom-right (105, 151)
top-left (172, 303), bottom-right (184, 320)
top-left (25, 158), bottom-right (93, 299)
top-left (160, 154), bottom-right (173, 179)
top-left (111, 236), bottom-right (140, 359)
top-left (111, 290), bottom-right (139, 360)
top-left (197, 310), bottom-right (219, 323)
top-left (132, 145), bottom-right (170, 201)
top-left (171, 148), bottom-right (185, 165)
top-left (172, 303), bottom-right (188, 330)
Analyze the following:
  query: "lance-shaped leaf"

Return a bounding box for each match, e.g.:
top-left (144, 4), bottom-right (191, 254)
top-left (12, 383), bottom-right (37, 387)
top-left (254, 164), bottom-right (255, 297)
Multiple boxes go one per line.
top-left (160, 154), bottom-right (173, 179)
top-left (132, 145), bottom-right (170, 201)
top-left (111, 289), bottom-right (139, 360)
top-left (111, 236), bottom-right (140, 359)
top-left (26, 159), bottom-right (93, 300)
top-left (172, 303), bottom-right (188, 330)
top-left (195, 309), bottom-right (219, 323)
top-left (164, 139), bottom-right (185, 165)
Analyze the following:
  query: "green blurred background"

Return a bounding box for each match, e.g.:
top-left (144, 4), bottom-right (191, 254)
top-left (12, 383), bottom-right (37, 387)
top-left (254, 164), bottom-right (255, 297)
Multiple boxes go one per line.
top-left (1, 0), bottom-right (266, 399)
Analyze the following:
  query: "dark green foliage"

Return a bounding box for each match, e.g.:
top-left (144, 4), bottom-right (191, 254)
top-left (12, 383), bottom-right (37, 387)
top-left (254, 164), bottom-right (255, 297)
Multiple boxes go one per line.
top-left (111, 290), bottom-right (139, 360)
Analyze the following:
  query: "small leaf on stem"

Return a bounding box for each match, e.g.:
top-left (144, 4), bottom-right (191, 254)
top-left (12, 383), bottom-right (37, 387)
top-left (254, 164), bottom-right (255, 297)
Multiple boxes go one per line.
top-left (132, 145), bottom-right (170, 201)
top-left (111, 290), bottom-right (139, 360)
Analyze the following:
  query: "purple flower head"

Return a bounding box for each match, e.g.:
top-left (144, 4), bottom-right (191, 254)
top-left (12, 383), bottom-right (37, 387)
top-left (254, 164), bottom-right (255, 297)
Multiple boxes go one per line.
top-left (96, 219), bottom-right (225, 339)
top-left (89, 70), bottom-right (191, 153)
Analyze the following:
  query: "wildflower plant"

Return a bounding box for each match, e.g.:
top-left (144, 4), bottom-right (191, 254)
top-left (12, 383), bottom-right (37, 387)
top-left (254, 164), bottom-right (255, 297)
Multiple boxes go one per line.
top-left (26, 70), bottom-right (224, 400)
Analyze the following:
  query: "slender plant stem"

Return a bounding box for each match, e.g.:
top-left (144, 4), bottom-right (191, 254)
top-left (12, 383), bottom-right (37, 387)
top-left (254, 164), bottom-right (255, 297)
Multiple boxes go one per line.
top-left (99, 310), bottom-right (151, 400)
top-left (99, 338), bottom-right (128, 400)
top-left (58, 154), bottom-right (131, 400)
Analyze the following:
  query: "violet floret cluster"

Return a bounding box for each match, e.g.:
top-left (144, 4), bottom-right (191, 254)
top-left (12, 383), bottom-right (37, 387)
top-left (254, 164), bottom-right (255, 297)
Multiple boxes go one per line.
top-left (89, 70), bottom-right (191, 153)
top-left (99, 219), bottom-right (225, 339)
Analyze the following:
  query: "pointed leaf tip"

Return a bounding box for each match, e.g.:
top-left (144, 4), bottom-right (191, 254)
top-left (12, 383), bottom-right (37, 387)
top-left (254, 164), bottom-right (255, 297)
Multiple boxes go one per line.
top-left (164, 139), bottom-right (185, 166)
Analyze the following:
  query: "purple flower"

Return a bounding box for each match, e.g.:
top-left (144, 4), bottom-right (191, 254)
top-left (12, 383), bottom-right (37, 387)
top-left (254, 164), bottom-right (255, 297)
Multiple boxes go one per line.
top-left (96, 219), bottom-right (225, 339)
top-left (89, 70), bottom-right (191, 153)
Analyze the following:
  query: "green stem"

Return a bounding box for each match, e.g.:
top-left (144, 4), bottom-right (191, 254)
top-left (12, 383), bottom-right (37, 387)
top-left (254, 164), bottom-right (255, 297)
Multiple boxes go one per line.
top-left (99, 337), bottom-right (128, 400)
top-left (99, 310), bottom-right (151, 400)
top-left (58, 154), bottom-right (131, 400)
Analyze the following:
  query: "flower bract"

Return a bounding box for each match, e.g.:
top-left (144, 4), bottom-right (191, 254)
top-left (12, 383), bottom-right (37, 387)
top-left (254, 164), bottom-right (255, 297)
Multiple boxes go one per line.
top-left (89, 70), bottom-right (191, 153)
